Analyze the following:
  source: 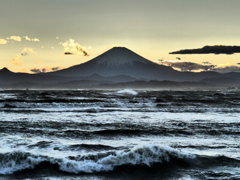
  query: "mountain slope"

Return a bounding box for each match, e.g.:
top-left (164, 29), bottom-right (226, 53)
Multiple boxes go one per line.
top-left (49, 47), bottom-right (179, 80)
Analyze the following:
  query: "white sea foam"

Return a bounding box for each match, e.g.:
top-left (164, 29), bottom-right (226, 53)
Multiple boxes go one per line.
top-left (60, 145), bottom-right (195, 174)
top-left (0, 93), bottom-right (16, 99)
top-left (0, 145), bottom-right (195, 174)
top-left (56, 145), bottom-right (195, 174)
top-left (116, 89), bottom-right (138, 95)
top-left (0, 151), bottom-right (43, 174)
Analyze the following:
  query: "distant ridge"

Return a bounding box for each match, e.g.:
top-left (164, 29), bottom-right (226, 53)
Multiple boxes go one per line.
top-left (0, 67), bottom-right (71, 85)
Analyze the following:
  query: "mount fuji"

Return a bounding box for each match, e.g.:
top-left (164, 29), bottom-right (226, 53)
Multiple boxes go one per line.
top-left (49, 47), bottom-right (234, 82)
top-left (49, 47), bottom-right (182, 80)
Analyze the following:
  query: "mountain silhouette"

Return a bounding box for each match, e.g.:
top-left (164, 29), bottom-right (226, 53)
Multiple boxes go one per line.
top-left (49, 47), bottom-right (180, 80)
top-left (0, 67), bottom-right (13, 75)
top-left (49, 47), bottom-right (239, 82)
top-left (0, 67), bottom-right (71, 84)
top-left (1, 47), bottom-right (240, 89)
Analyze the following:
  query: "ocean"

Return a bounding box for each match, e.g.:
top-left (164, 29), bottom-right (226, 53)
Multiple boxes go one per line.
top-left (0, 89), bottom-right (240, 180)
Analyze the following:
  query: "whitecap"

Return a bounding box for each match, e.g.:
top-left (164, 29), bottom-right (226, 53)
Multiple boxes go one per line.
top-left (116, 89), bottom-right (138, 95)
top-left (0, 145), bottom-right (195, 175)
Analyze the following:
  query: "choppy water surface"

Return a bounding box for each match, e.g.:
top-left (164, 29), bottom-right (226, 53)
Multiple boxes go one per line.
top-left (0, 89), bottom-right (240, 180)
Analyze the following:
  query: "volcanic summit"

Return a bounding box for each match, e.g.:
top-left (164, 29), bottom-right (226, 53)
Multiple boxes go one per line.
top-left (50, 47), bottom-right (177, 80)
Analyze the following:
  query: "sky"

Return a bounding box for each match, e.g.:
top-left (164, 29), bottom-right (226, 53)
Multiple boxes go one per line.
top-left (1, 0), bottom-right (240, 73)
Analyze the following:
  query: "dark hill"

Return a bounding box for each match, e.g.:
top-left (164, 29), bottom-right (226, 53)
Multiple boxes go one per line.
top-left (0, 67), bottom-right (70, 84)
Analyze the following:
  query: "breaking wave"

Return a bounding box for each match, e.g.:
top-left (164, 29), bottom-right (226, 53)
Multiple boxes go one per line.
top-left (0, 145), bottom-right (195, 175)
top-left (116, 89), bottom-right (138, 95)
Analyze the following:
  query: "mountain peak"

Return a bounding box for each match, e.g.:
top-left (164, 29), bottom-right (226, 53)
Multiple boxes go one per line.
top-left (94, 47), bottom-right (152, 66)
top-left (109, 46), bottom-right (130, 51)
top-left (0, 67), bottom-right (12, 73)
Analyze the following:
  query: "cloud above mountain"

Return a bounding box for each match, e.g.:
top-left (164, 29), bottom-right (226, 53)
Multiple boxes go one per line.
top-left (30, 67), bottom-right (62, 73)
top-left (0, 35), bottom-right (40, 45)
top-left (212, 64), bottom-right (240, 73)
top-left (9, 47), bottom-right (36, 67)
top-left (23, 36), bottom-right (40, 42)
top-left (158, 59), bottom-right (240, 73)
top-left (64, 52), bottom-right (74, 55)
top-left (61, 39), bottom-right (90, 56)
top-left (21, 48), bottom-right (36, 56)
top-left (169, 45), bottom-right (240, 55)
top-left (10, 55), bottom-right (22, 66)
top-left (7, 36), bottom-right (22, 42)
top-left (171, 61), bottom-right (215, 71)
top-left (158, 60), bottom-right (215, 72)
top-left (0, 39), bottom-right (7, 44)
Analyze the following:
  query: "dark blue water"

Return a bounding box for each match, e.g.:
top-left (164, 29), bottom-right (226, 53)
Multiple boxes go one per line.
top-left (0, 89), bottom-right (240, 180)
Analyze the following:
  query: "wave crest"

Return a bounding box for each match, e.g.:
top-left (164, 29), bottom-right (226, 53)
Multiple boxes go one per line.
top-left (0, 151), bottom-right (43, 174)
top-left (116, 89), bottom-right (138, 95)
top-left (0, 145), bottom-right (195, 175)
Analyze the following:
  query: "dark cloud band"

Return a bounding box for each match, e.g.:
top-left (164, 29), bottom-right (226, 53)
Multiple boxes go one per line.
top-left (169, 45), bottom-right (240, 55)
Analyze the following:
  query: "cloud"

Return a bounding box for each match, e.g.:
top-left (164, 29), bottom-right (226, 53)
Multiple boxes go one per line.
top-left (202, 61), bottom-right (211, 65)
top-left (10, 47), bottom-right (36, 67)
top-left (64, 52), bottom-right (74, 55)
top-left (23, 36), bottom-right (40, 42)
top-left (32, 38), bottom-right (40, 42)
top-left (30, 67), bottom-right (63, 73)
top-left (7, 36), bottom-right (21, 42)
top-left (158, 59), bottom-right (240, 73)
top-left (61, 39), bottom-right (90, 56)
top-left (75, 45), bottom-right (89, 56)
top-left (171, 62), bottom-right (215, 72)
top-left (21, 48), bottom-right (35, 56)
top-left (212, 64), bottom-right (240, 73)
top-left (10, 55), bottom-right (23, 66)
top-left (158, 60), bottom-right (215, 72)
top-left (1, 35), bottom-right (40, 44)
top-left (30, 68), bottom-right (41, 73)
top-left (51, 67), bottom-right (61, 71)
top-left (169, 45), bottom-right (240, 55)
top-left (0, 39), bottom-right (7, 44)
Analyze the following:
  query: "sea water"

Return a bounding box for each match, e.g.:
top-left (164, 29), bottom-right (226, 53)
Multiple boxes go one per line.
top-left (0, 89), bottom-right (240, 180)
